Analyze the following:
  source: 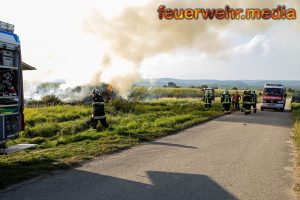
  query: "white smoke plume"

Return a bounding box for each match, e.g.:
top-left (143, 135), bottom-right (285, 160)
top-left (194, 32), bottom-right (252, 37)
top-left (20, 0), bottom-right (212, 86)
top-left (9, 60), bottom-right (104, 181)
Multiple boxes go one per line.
top-left (25, 0), bottom-right (299, 100)
top-left (84, 0), bottom-right (298, 96)
top-left (23, 81), bottom-right (86, 102)
top-left (90, 54), bottom-right (112, 86)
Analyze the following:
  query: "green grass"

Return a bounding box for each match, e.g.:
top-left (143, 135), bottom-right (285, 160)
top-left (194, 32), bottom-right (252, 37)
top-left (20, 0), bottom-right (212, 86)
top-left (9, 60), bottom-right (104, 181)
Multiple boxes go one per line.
top-left (292, 103), bottom-right (300, 143)
top-left (128, 87), bottom-right (261, 100)
top-left (0, 99), bottom-right (223, 189)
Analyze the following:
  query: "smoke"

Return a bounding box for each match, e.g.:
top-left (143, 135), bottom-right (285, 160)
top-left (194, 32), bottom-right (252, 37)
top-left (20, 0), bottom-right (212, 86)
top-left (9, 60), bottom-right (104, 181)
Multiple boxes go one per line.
top-left (84, 0), bottom-right (288, 58)
top-left (101, 54), bottom-right (112, 66)
top-left (107, 70), bottom-right (141, 97)
top-left (88, 53), bottom-right (141, 97)
top-left (23, 81), bottom-right (85, 102)
top-left (85, 1), bottom-right (228, 62)
top-left (83, 0), bottom-right (298, 96)
top-left (24, 80), bottom-right (108, 103)
top-left (90, 54), bottom-right (112, 85)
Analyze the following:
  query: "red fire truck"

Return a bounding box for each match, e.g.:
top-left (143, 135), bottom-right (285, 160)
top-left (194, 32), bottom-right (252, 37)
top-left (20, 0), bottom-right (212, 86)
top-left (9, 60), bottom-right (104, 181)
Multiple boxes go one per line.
top-left (261, 83), bottom-right (287, 112)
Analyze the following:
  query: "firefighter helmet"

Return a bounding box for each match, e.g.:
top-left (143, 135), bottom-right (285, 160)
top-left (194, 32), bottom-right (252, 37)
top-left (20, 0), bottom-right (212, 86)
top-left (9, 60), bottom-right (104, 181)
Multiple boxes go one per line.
top-left (92, 89), bottom-right (101, 96)
top-left (223, 89), bottom-right (229, 95)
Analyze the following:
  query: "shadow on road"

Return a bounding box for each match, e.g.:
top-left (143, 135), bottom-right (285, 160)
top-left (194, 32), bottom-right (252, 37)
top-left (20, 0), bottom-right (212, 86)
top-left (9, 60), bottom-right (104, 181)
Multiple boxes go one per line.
top-left (0, 156), bottom-right (67, 190)
top-left (146, 141), bottom-right (198, 149)
top-left (214, 110), bottom-right (291, 128)
top-left (0, 170), bottom-right (238, 200)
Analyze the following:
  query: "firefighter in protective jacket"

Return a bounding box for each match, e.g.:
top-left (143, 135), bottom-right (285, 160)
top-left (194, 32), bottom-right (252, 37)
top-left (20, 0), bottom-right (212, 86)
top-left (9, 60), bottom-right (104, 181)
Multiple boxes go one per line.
top-left (221, 89), bottom-right (231, 114)
top-left (204, 90), bottom-right (212, 109)
top-left (87, 89), bottom-right (109, 129)
top-left (242, 90), bottom-right (252, 114)
top-left (251, 90), bottom-right (257, 113)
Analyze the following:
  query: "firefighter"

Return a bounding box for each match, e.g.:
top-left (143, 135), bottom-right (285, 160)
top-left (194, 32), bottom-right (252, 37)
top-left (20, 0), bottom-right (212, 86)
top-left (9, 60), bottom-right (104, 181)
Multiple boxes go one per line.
top-left (87, 89), bottom-right (109, 129)
top-left (221, 89), bottom-right (231, 114)
top-left (242, 90), bottom-right (252, 115)
top-left (204, 90), bottom-right (212, 110)
top-left (234, 91), bottom-right (241, 111)
top-left (251, 91), bottom-right (257, 113)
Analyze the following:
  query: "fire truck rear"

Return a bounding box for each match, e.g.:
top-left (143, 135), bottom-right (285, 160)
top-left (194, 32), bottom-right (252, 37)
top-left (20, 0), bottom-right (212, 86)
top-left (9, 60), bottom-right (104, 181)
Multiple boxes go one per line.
top-left (0, 21), bottom-right (26, 147)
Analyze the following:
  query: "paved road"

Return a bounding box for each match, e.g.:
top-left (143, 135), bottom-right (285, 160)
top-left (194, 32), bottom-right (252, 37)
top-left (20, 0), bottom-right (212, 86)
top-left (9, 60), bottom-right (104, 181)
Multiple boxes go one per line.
top-left (0, 107), bottom-right (296, 200)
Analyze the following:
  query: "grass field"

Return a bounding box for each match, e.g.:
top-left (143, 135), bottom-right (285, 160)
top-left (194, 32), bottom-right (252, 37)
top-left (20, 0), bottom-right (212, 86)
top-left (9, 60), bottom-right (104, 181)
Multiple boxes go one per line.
top-left (0, 98), bottom-right (223, 189)
top-left (292, 103), bottom-right (300, 193)
top-left (128, 87), bottom-right (261, 100)
top-left (292, 103), bottom-right (300, 143)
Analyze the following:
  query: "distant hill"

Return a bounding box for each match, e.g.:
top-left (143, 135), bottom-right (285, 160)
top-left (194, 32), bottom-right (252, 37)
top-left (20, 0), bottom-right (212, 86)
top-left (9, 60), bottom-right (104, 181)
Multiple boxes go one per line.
top-left (242, 80), bottom-right (300, 88)
top-left (134, 78), bottom-right (300, 89)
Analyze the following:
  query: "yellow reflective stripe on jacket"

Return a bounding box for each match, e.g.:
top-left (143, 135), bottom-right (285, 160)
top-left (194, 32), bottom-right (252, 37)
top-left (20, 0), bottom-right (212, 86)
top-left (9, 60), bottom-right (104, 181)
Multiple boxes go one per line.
top-left (93, 102), bottom-right (105, 106)
top-left (224, 97), bottom-right (230, 103)
top-left (92, 115), bottom-right (106, 119)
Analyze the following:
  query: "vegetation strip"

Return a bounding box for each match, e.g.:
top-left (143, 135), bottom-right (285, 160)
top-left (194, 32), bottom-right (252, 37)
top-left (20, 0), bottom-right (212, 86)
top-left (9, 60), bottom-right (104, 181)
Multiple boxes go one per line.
top-left (292, 103), bottom-right (300, 195)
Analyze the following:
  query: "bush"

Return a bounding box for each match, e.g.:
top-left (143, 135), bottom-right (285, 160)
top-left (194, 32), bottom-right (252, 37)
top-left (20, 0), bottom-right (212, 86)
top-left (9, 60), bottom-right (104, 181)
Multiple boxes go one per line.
top-left (288, 88), bottom-right (295, 93)
top-left (41, 95), bottom-right (62, 105)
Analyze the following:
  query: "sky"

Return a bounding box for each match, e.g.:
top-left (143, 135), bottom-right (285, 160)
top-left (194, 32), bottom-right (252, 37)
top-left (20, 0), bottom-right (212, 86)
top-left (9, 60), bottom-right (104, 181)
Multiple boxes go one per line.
top-left (0, 0), bottom-right (299, 89)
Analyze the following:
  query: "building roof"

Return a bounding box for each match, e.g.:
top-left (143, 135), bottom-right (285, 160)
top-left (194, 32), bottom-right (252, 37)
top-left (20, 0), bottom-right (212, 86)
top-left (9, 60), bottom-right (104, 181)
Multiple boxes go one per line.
top-left (22, 62), bottom-right (36, 70)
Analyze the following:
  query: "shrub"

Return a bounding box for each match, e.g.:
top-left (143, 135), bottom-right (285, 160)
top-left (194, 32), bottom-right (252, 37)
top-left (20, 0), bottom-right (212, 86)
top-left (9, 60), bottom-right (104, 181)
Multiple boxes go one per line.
top-left (41, 95), bottom-right (62, 105)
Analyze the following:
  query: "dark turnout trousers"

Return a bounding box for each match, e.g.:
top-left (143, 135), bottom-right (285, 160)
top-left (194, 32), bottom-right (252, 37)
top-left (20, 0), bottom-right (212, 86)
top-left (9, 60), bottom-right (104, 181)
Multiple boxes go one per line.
top-left (90, 115), bottom-right (109, 128)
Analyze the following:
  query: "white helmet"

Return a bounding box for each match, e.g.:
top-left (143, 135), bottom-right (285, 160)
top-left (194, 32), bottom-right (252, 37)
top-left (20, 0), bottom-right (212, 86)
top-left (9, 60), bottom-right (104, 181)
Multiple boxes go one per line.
top-left (223, 89), bottom-right (229, 95)
top-left (92, 89), bottom-right (101, 96)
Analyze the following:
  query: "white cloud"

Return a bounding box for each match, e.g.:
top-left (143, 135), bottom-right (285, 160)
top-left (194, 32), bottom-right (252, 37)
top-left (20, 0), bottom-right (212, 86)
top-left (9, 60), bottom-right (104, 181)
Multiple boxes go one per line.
top-left (233, 35), bottom-right (271, 56)
top-left (140, 24), bottom-right (300, 80)
top-left (219, 35), bottom-right (272, 60)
